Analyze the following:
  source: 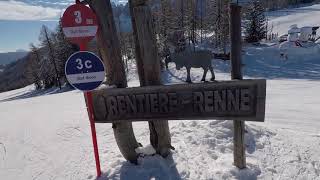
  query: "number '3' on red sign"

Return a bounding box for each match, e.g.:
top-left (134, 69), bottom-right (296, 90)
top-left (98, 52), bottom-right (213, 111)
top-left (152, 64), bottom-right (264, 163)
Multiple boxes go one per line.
top-left (61, 4), bottom-right (98, 45)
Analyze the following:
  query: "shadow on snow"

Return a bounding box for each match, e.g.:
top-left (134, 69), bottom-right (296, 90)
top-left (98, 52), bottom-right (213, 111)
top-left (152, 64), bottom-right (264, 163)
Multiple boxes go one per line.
top-left (0, 86), bottom-right (74, 102)
top-left (97, 155), bottom-right (182, 180)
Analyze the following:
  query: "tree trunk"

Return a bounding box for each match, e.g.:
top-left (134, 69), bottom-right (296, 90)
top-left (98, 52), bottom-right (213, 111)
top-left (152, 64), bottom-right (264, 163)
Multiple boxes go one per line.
top-left (88, 0), bottom-right (140, 164)
top-left (43, 28), bottom-right (61, 89)
top-left (130, 0), bottom-right (172, 157)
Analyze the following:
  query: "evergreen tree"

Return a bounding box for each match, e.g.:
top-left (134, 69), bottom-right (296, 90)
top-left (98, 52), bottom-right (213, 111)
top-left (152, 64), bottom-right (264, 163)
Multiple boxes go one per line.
top-left (25, 23), bottom-right (77, 90)
top-left (244, 0), bottom-right (267, 43)
top-left (26, 44), bottom-right (42, 89)
top-left (53, 20), bottom-right (78, 84)
top-left (39, 25), bottom-right (61, 89)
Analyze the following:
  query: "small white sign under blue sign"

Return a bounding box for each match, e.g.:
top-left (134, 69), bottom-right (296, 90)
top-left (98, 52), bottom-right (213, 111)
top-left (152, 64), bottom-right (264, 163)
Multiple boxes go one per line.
top-left (65, 51), bottom-right (105, 91)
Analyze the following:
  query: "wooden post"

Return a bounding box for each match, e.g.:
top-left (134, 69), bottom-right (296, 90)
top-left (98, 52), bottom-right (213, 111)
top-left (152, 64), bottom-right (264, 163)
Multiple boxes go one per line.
top-left (88, 0), bottom-right (140, 164)
top-left (130, 0), bottom-right (172, 157)
top-left (230, 3), bottom-right (246, 169)
top-left (128, 0), bottom-right (145, 86)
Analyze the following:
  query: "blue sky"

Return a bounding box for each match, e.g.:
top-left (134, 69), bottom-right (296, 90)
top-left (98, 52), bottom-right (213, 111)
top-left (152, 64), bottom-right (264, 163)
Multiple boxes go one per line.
top-left (0, 0), bottom-right (126, 53)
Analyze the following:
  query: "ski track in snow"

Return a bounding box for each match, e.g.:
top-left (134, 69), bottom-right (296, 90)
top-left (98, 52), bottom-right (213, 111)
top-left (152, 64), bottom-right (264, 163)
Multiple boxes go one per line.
top-left (254, 129), bottom-right (320, 179)
top-left (0, 142), bottom-right (6, 161)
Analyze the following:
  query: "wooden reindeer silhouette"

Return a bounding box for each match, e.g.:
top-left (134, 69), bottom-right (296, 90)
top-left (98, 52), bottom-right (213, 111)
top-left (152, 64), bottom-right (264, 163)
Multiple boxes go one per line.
top-left (164, 47), bottom-right (216, 83)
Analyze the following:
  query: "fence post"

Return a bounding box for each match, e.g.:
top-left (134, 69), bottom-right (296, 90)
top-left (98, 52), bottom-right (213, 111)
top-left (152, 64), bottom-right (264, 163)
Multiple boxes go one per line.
top-left (230, 3), bottom-right (246, 169)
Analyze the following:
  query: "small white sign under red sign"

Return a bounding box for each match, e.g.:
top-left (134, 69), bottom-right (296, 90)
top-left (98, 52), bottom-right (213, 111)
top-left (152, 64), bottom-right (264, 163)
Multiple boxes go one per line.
top-left (61, 4), bottom-right (98, 45)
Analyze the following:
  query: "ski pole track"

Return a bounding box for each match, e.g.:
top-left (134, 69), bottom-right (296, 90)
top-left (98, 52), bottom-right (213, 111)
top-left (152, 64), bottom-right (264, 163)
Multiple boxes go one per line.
top-left (256, 129), bottom-right (320, 180)
top-left (0, 142), bottom-right (6, 161)
top-left (56, 125), bottom-right (88, 141)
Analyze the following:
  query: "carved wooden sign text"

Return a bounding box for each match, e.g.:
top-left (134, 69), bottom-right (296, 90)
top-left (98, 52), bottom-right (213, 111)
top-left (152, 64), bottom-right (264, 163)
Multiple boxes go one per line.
top-left (92, 80), bottom-right (266, 123)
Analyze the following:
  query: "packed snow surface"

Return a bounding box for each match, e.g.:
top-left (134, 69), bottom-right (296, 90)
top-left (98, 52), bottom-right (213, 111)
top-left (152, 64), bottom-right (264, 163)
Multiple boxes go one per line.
top-left (0, 60), bottom-right (320, 179)
top-left (269, 3), bottom-right (320, 35)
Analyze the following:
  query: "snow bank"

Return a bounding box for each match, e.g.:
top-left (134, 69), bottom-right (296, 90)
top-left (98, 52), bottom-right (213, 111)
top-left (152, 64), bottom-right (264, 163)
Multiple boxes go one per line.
top-left (279, 41), bottom-right (320, 59)
top-left (268, 4), bottom-right (320, 35)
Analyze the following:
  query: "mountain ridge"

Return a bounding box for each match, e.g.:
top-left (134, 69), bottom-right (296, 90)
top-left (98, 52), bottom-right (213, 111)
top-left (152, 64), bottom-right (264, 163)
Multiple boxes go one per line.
top-left (0, 51), bottom-right (28, 66)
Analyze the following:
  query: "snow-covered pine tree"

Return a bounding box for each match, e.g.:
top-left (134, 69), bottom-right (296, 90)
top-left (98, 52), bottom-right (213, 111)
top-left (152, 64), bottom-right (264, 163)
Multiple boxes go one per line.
top-left (27, 44), bottom-right (42, 89)
top-left (157, 0), bottom-right (185, 52)
top-left (215, 0), bottom-right (229, 53)
top-left (39, 25), bottom-right (61, 89)
top-left (24, 45), bottom-right (40, 89)
top-left (53, 20), bottom-right (78, 85)
top-left (203, 0), bottom-right (229, 53)
top-left (154, 0), bottom-right (172, 50)
top-left (244, 0), bottom-right (267, 43)
top-left (197, 0), bottom-right (206, 43)
top-left (203, 0), bottom-right (217, 33)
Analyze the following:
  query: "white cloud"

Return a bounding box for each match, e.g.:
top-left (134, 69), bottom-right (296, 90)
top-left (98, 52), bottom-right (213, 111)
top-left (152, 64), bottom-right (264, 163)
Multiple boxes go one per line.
top-left (0, 0), bottom-right (62, 20)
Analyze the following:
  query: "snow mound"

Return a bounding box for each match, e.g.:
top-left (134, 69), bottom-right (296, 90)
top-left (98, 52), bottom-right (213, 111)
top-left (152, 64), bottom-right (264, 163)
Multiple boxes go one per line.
top-left (100, 120), bottom-right (275, 180)
top-left (135, 145), bottom-right (156, 156)
top-left (268, 4), bottom-right (320, 36)
top-left (279, 41), bottom-right (320, 58)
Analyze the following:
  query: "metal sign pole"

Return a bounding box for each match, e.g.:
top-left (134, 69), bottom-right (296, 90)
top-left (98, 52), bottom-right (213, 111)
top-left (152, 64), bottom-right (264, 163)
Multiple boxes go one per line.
top-left (80, 42), bottom-right (102, 177)
top-left (74, 1), bottom-right (101, 177)
top-left (62, 0), bottom-right (102, 177)
top-left (75, 0), bottom-right (101, 177)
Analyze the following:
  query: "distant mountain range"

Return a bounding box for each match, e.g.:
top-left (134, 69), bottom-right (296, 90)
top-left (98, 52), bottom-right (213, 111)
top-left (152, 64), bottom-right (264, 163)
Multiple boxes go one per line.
top-left (0, 51), bottom-right (28, 66)
top-left (0, 66), bottom-right (4, 72)
top-left (0, 53), bottom-right (30, 92)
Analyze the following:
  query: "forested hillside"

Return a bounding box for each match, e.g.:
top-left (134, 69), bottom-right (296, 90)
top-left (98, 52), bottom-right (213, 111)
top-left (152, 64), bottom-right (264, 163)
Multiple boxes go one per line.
top-left (0, 22), bottom-right (79, 92)
top-left (0, 56), bottom-right (29, 92)
top-left (0, 51), bottom-right (28, 65)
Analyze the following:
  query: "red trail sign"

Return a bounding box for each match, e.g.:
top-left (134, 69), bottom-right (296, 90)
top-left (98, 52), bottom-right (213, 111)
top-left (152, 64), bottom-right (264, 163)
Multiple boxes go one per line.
top-left (62, 2), bottom-right (101, 178)
top-left (61, 4), bottom-right (98, 45)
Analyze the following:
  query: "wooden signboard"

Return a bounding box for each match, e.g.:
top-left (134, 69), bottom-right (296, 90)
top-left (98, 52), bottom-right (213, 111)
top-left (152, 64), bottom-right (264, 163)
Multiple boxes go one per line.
top-left (92, 79), bottom-right (266, 123)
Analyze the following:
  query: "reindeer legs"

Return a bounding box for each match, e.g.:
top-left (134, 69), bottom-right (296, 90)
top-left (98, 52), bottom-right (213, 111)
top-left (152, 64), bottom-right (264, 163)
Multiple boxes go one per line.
top-left (201, 68), bottom-right (208, 82)
top-left (186, 67), bottom-right (192, 83)
top-left (209, 66), bottom-right (215, 81)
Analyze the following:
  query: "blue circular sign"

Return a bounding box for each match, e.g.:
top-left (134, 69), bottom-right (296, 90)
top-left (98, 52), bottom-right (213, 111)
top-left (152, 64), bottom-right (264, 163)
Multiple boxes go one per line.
top-left (65, 51), bottom-right (105, 91)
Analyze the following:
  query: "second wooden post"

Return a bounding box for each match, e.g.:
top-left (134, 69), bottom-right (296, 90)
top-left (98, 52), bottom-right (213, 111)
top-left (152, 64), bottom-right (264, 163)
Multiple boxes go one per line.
top-left (130, 0), bottom-right (172, 157)
top-left (230, 3), bottom-right (246, 169)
